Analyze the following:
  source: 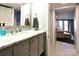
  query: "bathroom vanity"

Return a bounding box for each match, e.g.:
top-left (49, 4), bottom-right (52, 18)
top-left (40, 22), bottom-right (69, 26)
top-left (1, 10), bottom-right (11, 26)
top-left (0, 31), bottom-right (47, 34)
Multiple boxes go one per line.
top-left (0, 30), bottom-right (46, 56)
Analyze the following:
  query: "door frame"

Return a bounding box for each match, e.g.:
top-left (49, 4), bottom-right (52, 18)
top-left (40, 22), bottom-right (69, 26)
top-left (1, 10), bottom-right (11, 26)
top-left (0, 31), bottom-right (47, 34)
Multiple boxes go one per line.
top-left (48, 4), bottom-right (76, 55)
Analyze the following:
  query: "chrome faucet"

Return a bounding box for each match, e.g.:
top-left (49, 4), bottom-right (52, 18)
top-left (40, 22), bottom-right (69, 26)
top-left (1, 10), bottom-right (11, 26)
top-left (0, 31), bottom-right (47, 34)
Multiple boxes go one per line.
top-left (16, 26), bottom-right (21, 33)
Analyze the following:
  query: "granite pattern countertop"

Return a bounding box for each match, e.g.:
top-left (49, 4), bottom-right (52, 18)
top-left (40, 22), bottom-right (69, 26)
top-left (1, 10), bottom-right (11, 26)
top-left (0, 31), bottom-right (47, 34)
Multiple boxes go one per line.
top-left (0, 30), bottom-right (46, 49)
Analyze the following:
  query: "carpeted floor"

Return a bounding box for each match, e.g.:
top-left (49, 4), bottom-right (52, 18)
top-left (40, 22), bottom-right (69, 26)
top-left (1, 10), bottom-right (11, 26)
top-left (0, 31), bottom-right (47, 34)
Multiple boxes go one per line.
top-left (57, 38), bottom-right (74, 44)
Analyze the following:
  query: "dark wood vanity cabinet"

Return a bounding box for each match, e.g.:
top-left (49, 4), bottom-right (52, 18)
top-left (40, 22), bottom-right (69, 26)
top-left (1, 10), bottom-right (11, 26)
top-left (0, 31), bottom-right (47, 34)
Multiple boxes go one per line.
top-left (29, 32), bottom-right (46, 56)
top-left (0, 46), bottom-right (13, 56)
top-left (0, 32), bottom-right (46, 56)
top-left (14, 40), bottom-right (30, 56)
top-left (38, 34), bottom-right (44, 55)
top-left (29, 37), bottom-right (39, 56)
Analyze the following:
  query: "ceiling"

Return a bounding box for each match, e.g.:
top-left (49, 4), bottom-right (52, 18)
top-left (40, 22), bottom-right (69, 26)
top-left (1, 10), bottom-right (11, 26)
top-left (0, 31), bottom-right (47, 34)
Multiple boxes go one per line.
top-left (50, 3), bottom-right (76, 10)
top-left (50, 3), bottom-right (76, 13)
top-left (0, 3), bottom-right (22, 10)
top-left (55, 7), bottom-right (75, 13)
top-left (0, 3), bottom-right (76, 11)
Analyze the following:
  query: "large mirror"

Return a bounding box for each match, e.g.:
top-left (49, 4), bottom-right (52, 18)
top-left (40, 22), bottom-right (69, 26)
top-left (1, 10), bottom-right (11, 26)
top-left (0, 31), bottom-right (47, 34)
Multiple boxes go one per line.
top-left (0, 3), bottom-right (32, 33)
top-left (21, 3), bottom-right (32, 30)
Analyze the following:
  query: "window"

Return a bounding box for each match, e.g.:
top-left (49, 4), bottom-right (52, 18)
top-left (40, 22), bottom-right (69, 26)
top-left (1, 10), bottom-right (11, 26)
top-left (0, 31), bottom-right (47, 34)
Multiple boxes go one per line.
top-left (58, 20), bottom-right (68, 32)
top-left (64, 21), bottom-right (68, 31)
top-left (58, 21), bottom-right (63, 31)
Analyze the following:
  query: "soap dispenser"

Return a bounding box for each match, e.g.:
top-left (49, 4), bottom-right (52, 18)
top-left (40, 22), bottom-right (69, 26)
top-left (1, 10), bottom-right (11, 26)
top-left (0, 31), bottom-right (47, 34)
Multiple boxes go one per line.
top-left (25, 14), bottom-right (30, 26)
top-left (33, 13), bottom-right (39, 30)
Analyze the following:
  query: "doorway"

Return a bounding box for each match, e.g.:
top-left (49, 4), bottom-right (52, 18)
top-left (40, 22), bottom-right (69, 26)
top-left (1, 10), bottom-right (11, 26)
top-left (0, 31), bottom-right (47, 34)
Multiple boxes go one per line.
top-left (49, 3), bottom-right (78, 55)
top-left (56, 7), bottom-right (75, 44)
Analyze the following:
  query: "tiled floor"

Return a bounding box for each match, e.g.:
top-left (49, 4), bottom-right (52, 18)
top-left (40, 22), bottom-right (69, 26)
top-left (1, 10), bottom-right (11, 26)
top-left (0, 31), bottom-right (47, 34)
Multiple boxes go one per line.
top-left (52, 41), bottom-right (78, 56)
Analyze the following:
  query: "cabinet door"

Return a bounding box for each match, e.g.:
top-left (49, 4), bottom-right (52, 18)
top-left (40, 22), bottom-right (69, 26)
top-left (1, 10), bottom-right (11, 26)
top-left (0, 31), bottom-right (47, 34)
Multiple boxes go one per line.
top-left (38, 34), bottom-right (44, 55)
top-left (14, 40), bottom-right (29, 56)
top-left (29, 37), bottom-right (39, 56)
top-left (0, 47), bottom-right (13, 56)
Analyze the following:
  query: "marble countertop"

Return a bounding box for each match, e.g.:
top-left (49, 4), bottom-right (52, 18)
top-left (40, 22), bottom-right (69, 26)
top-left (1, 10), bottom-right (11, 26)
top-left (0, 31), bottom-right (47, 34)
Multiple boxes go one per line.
top-left (0, 30), bottom-right (46, 49)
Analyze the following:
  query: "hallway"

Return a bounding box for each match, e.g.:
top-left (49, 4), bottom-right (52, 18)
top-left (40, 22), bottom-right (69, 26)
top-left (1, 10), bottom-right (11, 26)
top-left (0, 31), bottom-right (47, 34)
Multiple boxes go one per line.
top-left (52, 41), bottom-right (78, 56)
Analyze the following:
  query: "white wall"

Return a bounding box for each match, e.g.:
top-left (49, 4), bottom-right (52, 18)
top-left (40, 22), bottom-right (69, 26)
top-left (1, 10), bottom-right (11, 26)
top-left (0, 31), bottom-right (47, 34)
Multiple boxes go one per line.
top-left (21, 3), bottom-right (48, 30)
top-left (0, 6), bottom-right (14, 26)
top-left (31, 3), bottom-right (48, 30)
